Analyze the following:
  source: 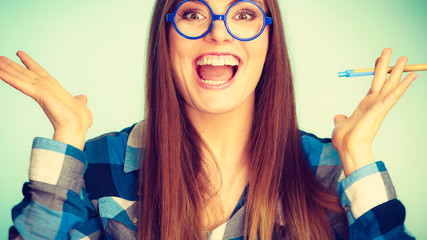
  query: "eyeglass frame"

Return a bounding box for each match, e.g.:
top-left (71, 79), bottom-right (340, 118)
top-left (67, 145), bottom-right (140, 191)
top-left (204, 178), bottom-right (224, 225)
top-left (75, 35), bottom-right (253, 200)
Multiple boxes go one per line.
top-left (166, 0), bottom-right (273, 41)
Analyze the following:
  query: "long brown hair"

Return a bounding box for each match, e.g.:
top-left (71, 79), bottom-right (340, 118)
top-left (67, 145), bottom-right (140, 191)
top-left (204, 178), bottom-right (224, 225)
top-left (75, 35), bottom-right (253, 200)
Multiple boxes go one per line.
top-left (139, 0), bottom-right (347, 239)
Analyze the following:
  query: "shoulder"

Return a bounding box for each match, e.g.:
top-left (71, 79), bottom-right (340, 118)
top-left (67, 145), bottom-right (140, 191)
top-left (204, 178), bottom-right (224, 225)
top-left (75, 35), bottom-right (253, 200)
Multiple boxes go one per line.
top-left (300, 130), bottom-right (344, 189)
top-left (83, 122), bottom-right (143, 201)
top-left (300, 130), bottom-right (341, 168)
top-left (84, 123), bottom-right (136, 164)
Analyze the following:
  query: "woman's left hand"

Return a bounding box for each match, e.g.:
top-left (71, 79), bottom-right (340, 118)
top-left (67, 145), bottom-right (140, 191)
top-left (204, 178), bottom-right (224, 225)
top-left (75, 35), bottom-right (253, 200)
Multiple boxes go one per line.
top-left (332, 48), bottom-right (418, 177)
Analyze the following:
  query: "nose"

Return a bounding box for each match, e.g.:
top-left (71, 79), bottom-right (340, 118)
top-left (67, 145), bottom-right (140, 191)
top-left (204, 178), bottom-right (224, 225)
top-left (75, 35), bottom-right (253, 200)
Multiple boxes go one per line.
top-left (204, 19), bottom-right (234, 43)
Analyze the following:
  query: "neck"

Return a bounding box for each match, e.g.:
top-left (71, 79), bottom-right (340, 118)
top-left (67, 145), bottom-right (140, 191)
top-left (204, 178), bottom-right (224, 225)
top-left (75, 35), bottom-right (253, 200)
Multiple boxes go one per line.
top-left (185, 95), bottom-right (254, 168)
top-left (186, 95), bottom-right (254, 228)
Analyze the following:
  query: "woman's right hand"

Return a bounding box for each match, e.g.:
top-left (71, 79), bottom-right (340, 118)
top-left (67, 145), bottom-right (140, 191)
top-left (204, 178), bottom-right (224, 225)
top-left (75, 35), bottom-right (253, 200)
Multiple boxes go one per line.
top-left (0, 51), bottom-right (92, 150)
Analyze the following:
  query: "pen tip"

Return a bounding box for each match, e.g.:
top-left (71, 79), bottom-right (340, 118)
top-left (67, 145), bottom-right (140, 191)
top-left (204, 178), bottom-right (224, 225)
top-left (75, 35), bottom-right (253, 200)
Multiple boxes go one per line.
top-left (338, 72), bottom-right (347, 77)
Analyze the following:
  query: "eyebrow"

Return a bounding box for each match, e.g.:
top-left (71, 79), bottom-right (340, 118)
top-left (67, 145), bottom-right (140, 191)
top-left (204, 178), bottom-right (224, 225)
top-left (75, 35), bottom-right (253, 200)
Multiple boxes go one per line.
top-left (202, 0), bottom-right (266, 9)
top-left (230, 0), bottom-right (265, 7)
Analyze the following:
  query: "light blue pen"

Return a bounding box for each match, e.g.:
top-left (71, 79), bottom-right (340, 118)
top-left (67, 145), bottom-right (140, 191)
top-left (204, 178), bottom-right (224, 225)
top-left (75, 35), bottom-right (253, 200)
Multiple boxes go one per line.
top-left (338, 63), bottom-right (427, 77)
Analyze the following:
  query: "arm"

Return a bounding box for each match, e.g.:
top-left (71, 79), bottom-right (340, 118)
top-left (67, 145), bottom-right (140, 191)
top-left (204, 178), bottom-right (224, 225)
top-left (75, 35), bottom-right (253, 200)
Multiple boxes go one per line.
top-left (336, 162), bottom-right (414, 239)
top-left (0, 51), bottom-right (98, 238)
top-left (331, 48), bottom-right (417, 239)
top-left (10, 138), bottom-right (103, 239)
top-left (302, 132), bottom-right (414, 239)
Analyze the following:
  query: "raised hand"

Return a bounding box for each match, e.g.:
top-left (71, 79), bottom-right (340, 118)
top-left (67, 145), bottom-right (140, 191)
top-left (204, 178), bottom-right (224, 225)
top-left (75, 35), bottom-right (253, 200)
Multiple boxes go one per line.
top-left (0, 51), bottom-right (92, 150)
top-left (332, 48), bottom-right (418, 177)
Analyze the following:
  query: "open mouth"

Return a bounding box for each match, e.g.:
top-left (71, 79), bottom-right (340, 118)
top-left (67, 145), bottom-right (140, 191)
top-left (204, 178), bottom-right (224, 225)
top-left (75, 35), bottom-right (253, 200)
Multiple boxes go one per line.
top-left (195, 54), bottom-right (240, 88)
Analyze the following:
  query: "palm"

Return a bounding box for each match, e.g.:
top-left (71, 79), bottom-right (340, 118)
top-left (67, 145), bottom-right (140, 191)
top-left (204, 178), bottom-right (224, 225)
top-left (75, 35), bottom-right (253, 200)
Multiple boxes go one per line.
top-left (0, 51), bottom-right (92, 149)
top-left (331, 48), bottom-right (417, 175)
top-left (33, 74), bottom-right (92, 133)
top-left (333, 90), bottom-right (389, 153)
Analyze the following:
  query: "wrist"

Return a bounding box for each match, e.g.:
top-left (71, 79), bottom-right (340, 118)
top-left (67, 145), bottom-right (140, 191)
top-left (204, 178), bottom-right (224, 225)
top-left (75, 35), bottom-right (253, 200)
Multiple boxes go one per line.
top-left (53, 129), bottom-right (87, 150)
top-left (338, 149), bottom-right (375, 177)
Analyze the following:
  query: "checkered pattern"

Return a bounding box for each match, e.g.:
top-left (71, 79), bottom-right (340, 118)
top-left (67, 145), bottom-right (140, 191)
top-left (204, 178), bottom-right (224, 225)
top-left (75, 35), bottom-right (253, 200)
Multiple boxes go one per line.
top-left (10, 122), bottom-right (415, 239)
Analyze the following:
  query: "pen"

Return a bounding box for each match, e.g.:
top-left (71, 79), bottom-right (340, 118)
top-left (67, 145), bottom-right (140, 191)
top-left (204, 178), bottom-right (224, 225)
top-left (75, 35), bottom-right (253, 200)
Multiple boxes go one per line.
top-left (338, 63), bottom-right (427, 77)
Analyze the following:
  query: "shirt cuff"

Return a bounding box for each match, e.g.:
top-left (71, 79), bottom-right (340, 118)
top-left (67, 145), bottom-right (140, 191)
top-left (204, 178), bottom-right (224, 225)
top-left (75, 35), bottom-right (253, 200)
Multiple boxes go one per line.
top-left (29, 137), bottom-right (87, 194)
top-left (336, 161), bottom-right (396, 225)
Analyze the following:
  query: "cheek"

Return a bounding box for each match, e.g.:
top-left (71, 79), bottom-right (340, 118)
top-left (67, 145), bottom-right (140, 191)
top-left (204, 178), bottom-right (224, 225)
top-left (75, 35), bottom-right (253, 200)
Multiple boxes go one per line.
top-left (169, 32), bottom-right (197, 65)
top-left (168, 29), bottom-right (195, 102)
top-left (258, 28), bottom-right (270, 59)
top-left (168, 30), bottom-right (181, 71)
top-left (168, 31), bottom-right (186, 82)
top-left (246, 30), bottom-right (269, 78)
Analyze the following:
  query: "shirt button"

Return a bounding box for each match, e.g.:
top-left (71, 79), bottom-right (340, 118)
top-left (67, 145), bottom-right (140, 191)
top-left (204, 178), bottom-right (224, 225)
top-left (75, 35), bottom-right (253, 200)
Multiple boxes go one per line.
top-left (133, 218), bottom-right (138, 223)
top-left (344, 205), bottom-right (350, 213)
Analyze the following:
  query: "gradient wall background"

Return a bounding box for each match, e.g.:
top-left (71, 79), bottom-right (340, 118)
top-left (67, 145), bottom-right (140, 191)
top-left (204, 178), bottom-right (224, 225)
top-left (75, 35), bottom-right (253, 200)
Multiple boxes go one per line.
top-left (0, 0), bottom-right (426, 238)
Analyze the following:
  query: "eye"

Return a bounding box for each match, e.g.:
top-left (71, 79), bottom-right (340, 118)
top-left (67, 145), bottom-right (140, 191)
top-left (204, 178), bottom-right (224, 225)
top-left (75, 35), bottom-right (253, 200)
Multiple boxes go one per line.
top-left (233, 9), bottom-right (258, 21)
top-left (179, 9), bottom-right (207, 21)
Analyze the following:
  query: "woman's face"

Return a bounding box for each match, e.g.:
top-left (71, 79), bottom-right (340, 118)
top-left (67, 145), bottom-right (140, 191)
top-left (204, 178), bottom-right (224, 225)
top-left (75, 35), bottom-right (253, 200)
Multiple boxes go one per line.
top-left (168, 0), bottom-right (269, 115)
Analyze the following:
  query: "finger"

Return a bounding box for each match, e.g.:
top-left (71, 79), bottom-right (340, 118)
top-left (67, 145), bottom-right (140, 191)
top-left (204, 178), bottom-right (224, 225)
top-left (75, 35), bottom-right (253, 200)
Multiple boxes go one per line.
top-left (371, 48), bottom-right (392, 93)
top-left (334, 114), bottom-right (348, 125)
top-left (0, 69), bottom-right (36, 97)
top-left (382, 73), bottom-right (417, 112)
top-left (381, 56), bottom-right (407, 95)
top-left (374, 57), bottom-right (380, 67)
top-left (16, 51), bottom-right (49, 77)
top-left (0, 56), bottom-right (38, 81)
top-left (75, 95), bottom-right (88, 105)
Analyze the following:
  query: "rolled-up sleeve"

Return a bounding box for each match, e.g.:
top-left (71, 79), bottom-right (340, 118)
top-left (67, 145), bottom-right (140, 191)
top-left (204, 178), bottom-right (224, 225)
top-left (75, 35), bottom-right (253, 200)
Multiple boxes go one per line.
top-left (336, 161), bottom-right (414, 239)
top-left (11, 137), bottom-right (102, 240)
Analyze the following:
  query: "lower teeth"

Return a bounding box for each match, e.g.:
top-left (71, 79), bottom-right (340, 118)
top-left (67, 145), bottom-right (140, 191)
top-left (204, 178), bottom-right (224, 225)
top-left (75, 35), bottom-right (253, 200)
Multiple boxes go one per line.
top-left (201, 79), bottom-right (227, 85)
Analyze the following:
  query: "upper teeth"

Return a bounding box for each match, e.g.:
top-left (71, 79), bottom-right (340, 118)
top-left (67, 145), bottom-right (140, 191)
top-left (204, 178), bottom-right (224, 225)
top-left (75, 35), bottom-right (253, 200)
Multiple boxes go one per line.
top-left (197, 55), bottom-right (239, 66)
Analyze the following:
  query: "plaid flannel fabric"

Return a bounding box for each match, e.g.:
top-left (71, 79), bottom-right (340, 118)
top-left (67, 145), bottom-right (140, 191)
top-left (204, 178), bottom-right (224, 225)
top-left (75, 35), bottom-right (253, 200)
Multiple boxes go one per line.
top-left (10, 122), bottom-right (415, 239)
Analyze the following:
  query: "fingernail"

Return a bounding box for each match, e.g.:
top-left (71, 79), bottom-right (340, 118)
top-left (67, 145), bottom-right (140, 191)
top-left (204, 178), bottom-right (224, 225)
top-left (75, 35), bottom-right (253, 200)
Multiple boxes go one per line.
top-left (413, 75), bottom-right (419, 81)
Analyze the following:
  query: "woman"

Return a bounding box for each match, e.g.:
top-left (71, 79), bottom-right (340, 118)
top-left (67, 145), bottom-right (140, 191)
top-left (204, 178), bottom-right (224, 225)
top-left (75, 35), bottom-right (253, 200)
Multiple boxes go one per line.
top-left (1, 0), bottom-right (417, 239)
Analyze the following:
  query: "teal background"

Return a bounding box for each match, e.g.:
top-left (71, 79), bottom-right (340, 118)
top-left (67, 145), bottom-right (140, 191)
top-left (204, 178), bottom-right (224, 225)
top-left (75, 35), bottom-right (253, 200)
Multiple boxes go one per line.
top-left (0, 0), bottom-right (426, 238)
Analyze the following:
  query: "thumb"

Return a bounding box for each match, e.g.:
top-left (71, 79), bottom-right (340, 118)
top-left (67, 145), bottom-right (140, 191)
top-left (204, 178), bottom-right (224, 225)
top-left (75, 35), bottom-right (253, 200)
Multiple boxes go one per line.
top-left (75, 95), bottom-right (88, 105)
top-left (334, 114), bottom-right (348, 125)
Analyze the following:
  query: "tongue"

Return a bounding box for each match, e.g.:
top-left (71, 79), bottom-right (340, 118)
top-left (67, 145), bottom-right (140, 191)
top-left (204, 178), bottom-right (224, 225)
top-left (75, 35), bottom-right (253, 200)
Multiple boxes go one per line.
top-left (198, 65), bottom-right (234, 81)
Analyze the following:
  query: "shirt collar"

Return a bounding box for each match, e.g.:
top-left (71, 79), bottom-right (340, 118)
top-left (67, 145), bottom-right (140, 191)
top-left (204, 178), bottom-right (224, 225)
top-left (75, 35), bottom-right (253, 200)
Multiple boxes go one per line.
top-left (123, 121), bottom-right (145, 173)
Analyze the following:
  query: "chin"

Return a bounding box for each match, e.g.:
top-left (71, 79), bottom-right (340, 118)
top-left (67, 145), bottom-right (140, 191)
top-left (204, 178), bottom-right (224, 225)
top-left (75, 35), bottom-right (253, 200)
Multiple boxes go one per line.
top-left (191, 101), bottom-right (238, 115)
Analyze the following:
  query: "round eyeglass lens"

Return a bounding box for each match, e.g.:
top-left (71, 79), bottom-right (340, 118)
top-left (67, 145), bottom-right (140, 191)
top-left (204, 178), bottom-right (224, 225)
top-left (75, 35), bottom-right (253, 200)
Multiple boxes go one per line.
top-left (226, 1), bottom-right (265, 39)
top-left (174, 1), bottom-right (212, 38)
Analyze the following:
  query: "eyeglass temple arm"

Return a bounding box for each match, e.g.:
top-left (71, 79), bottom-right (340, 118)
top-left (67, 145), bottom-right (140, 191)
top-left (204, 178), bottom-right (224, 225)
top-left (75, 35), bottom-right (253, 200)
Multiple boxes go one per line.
top-left (166, 14), bottom-right (174, 22)
top-left (265, 17), bottom-right (273, 25)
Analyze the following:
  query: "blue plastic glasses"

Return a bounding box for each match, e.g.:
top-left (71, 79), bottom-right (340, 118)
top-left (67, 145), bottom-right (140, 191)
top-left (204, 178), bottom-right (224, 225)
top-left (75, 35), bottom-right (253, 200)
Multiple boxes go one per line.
top-left (166, 0), bottom-right (273, 41)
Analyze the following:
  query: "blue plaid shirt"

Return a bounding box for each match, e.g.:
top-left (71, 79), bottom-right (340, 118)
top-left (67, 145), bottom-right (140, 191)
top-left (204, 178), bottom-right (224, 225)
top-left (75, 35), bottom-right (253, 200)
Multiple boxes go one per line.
top-left (10, 121), bottom-right (415, 239)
